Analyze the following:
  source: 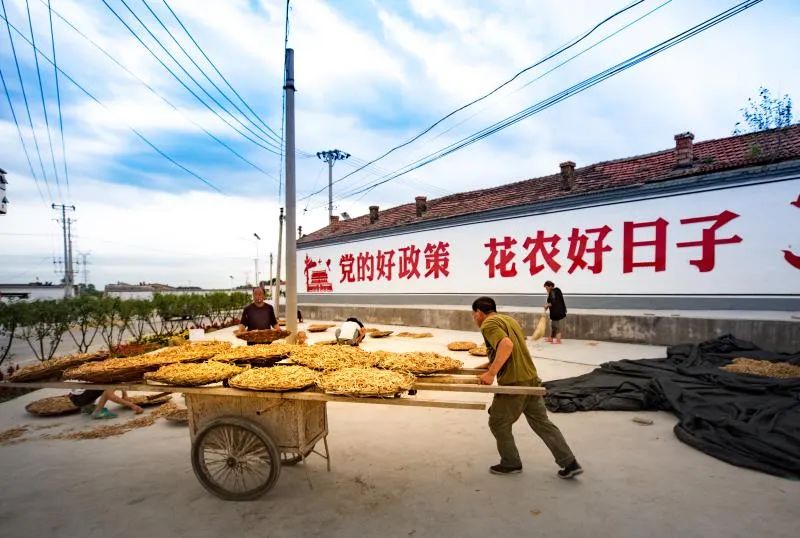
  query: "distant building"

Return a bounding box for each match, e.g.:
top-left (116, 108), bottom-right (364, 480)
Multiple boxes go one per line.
top-left (0, 282), bottom-right (70, 301)
top-left (104, 282), bottom-right (230, 300)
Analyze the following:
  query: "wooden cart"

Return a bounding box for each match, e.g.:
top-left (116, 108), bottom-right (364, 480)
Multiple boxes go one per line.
top-left (3, 372), bottom-right (544, 501)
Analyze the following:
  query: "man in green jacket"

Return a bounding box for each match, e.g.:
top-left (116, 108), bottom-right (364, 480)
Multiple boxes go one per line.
top-left (472, 296), bottom-right (583, 477)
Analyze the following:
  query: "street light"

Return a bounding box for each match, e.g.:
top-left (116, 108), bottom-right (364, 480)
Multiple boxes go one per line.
top-left (229, 275), bottom-right (234, 291)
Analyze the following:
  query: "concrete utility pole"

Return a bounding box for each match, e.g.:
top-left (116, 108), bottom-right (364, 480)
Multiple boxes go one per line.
top-left (52, 203), bottom-right (75, 297)
top-left (67, 218), bottom-right (74, 294)
top-left (316, 149), bottom-right (350, 219)
top-left (274, 207), bottom-right (284, 317)
top-left (253, 232), bottom-right (261, 286)
top-left (285, 48), bottom-right (298, 339)
top-left (269, 253), bottom-right (274, 293)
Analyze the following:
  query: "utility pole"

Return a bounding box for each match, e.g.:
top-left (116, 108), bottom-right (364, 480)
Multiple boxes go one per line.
top-left (269, 253), bottom-right (274, 293)
top-left (274, 207), bottom-right (284, 317)
top-left (52, 203), bottom-right (75, 297)
top-left (67, 218), bottom-right (75, 295)
top-left (285, 48), bottom-right (298, 339)
top-left (253, 232), bottom-right (261, 287)
top-left (316, 149), bottom-right (350, 219)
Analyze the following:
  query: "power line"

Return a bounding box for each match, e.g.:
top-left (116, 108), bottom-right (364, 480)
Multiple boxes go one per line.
top-left (1, 0), bottom-right (52, 202)
top-left (42, 2), bottom-right (277, 182)
top-left (309, 0), bottom-right (648, 199)
top-left (46, 0), bottom-right (70, 199)
top-left (24, 0), bottom-right (62, 201)
top-left (418, 0), bottom-right (674, 150)
top-left (327, 0), bottom-right (674, 205)
top-left (158, 0), bottom-right (284, 144)
top-left (138, 0), bottom-right (283, 146)
top-left (0, 66), bottom-right (46, 204)
top-left (332, 0), bottom-right (764, 202)
top-left (110, 0), bottom-right (281, 152)
top-left (100, 0), bottom-right (282, 155)
top-left (0, 12), bottom-right (225, 193)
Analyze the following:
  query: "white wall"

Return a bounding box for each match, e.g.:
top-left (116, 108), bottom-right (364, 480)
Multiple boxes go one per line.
top-left (298, 179), bottom-right (800, 298)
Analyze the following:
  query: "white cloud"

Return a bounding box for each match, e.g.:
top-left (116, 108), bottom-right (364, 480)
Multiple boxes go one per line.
top-left (2, 0), bottom-right (799, 289)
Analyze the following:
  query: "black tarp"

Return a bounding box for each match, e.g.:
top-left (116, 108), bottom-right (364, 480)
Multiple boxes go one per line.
top-left (543, 335), bottom-right (800, 479)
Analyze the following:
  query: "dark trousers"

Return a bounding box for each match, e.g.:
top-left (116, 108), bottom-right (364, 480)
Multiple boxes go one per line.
top-left (488, 379), bottom-right (575, 468)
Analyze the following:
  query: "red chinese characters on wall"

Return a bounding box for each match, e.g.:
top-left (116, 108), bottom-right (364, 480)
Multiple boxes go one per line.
top-left (783, 195), bottom-right (800, 270)
top-left (485, 210), bottom-right (745, 278)
top-left (338, 241), bottom-right (451, 283)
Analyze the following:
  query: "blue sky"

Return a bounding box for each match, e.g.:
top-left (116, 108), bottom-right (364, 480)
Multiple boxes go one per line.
top-left (1, 0), bottom-right (799, 288)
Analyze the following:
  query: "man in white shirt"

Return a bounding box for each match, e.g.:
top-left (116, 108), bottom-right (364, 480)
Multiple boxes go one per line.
top-left (335, 317), bottom-right (367, 346)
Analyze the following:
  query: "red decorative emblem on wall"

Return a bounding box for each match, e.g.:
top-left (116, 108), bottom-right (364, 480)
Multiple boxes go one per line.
top-left (305, 255), bottom-right (333, 292)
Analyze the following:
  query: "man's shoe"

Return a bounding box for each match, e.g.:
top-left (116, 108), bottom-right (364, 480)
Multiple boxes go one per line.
top-left (558, 460), bottom-right (583, 479)
top-left (489, 464), bottom-right (522, 475)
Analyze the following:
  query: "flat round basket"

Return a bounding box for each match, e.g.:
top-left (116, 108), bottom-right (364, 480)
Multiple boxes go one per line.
top-left (229, 366), bottom-right (319, 392)
top-left (468, 345), bottom-right (489, 357)
top-left (369, 330), bottom-right (393, 338)
top-left (235, 329), bottom-right (291, 344)
top-left (318, 367), bottom-right (415, 397)
top-left (374, 351), bottom-right (462, 375)
top-left (25, 395), bottom-right (80, 417)
top-left (447, 341), bottom-right (477, 351)
top-left (313, 339), bottom-right (338, 346)
top-left (307, 325), bottom-right (329, 333)
top-left (144, 362), bottom-right (247, 387)
top-left (11, 351), bottom-right (109, 383)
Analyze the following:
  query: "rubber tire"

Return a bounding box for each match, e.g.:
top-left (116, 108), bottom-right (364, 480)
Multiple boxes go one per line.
top-left (191, 416), bottom-right (281, 501)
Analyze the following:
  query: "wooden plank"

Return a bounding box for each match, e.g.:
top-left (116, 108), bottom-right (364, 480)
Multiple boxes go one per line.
top-left (1, 381), bottom-right (486, 410)
top-left (454, 368), bottom-right (488, 375)
top-left (413, 382), bottom-right (546, 396)
top-left (418, 375), bottom-right (481, 384)
top-left (312, 394), bottom-right (485, 410)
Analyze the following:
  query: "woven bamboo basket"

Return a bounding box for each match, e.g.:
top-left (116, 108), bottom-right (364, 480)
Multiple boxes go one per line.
top-left (318, 367), bottom-right (415, 397)
top-left (307, 325), bottom-right (329, 333)
top-left (234, 329), bottom-right (291, 344)
top-left (144, 362), bottom-right (247, 387)
top-left (25, 395), bottom-right (80, 417)
top-left (468, 345), bottom-right (489, 357)
top-left (395, 332), bottom-right (434, 339)
top-left (374, 351), bottom-right (462, 375)
top-left (228, 366), bottom-right (319, 392)
top-left (62, 344), bottom-right (229, 383)
top-left (447, 341), bottom-right (477, 351)
top-left (10, 351), bottom-right (109, 382)
top-left (369, 330), bottom-right (393, 338)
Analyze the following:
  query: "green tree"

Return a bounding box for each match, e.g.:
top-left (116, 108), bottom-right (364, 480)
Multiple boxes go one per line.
top-left (17, 300), bottom-right (72, 361)
top-left (65, 296), bottom-right (102, 353)
top-left (0, 301), bottom-right (19, 366)
top-left (127, 299), bottom-right (154, 343)
top-left (733, 87), bottom-right (793, 134)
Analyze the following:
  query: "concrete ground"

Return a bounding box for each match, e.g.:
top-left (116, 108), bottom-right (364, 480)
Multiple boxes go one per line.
top-left (0, 321), bottom-right (797, 538)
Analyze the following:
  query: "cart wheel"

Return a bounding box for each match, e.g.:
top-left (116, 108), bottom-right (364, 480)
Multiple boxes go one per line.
top-left (191, 416), bottom-right (281, 501)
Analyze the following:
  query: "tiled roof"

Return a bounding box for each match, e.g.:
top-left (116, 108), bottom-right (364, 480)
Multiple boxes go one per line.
top-left (299, 125), bottom-right (800, 244)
